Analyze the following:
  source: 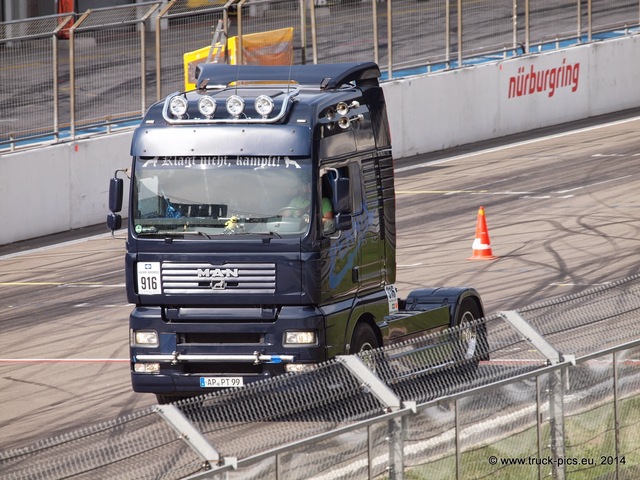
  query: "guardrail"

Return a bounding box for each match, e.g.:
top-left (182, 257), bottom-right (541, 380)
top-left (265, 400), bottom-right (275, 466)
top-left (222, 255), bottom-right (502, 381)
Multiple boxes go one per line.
top-left (2, 274), bottom-right (640, 479)
top-left (0, 0), bottom-right (639, 151)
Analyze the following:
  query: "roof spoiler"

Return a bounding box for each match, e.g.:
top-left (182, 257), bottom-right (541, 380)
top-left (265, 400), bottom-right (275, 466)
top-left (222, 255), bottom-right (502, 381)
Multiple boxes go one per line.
top-left (194, 62), bottom-right (381, 90)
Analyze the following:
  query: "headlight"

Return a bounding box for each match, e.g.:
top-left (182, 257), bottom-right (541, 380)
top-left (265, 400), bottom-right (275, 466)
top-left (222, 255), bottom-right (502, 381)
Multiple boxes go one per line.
top-left (132, 330), bottom-right (159, 347)
top-left (254, 95), bottom-right (274, 117)
top-left (226, 95), bottom-right (245, 117)
top-left (134, 362), bottom-right (160, 373)
top-left (198, 95), bottom-right (217, 118)
top-left (284, 331), bottom-right (317, 345)
top-left (168, 95), bottom-right (188, 118)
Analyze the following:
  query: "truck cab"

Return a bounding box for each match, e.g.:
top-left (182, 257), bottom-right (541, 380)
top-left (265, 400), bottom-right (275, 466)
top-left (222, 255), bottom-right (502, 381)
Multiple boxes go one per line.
top-left (108, 62), bottom-right (485, 403)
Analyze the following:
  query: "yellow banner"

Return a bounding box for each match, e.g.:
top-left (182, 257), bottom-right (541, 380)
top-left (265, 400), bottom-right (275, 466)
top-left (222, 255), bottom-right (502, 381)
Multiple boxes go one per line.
top-left (183, 27), bottom-right (294, 90)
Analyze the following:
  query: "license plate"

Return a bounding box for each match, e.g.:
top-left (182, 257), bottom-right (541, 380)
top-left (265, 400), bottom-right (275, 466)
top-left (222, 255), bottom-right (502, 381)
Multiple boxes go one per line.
top-left (200, 376), bottom-right (244, 388)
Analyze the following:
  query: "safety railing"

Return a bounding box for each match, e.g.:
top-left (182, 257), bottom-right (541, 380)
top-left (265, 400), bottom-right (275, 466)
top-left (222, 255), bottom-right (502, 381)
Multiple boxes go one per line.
top-left (0, 14), bottom-right (73, 147)
top-left (67, 2), bottom-right (162, 137)
top-left (0, 0), bottom-right (639, 151)
top-left (2, 274), bottom-right (640, 479)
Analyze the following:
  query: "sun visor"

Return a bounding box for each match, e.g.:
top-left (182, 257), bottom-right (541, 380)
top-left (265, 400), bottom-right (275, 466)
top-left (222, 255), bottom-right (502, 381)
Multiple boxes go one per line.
top-left (131, 124), bottom-right (311, 157)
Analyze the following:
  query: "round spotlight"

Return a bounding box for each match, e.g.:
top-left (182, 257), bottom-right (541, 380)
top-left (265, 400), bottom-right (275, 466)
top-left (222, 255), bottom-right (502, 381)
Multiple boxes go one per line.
top-left (226, 95), bottom-right (245, 117)
top-left (169, 95), bottom-right (188, 118)
top-left (198, 96), bottom-right (217, 118)
top-left (254, 95), bottom-right (275, 118)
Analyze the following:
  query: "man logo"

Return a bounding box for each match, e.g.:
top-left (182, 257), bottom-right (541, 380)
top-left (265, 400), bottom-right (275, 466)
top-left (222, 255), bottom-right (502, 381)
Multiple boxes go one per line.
top-left (197, 268), bottom-right (239, 278)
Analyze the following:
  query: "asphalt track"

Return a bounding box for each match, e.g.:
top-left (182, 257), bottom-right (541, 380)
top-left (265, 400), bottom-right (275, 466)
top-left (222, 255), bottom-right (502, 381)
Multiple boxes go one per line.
top-left (1, 108), bottom-right (640, 451)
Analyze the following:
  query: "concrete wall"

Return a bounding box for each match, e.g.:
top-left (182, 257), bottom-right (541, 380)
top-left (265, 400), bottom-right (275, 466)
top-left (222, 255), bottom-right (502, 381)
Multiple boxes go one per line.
top-left (2, 133), bottom-right (133, 245)
top-left (384, 34), bottom-right (640, 156)
top-left (1, 34), bottom-right (639, 246)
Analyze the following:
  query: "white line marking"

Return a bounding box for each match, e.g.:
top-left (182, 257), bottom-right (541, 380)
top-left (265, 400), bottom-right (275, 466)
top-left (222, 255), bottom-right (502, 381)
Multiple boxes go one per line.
top-left (553, 174), bottom-right (632, 193)
top-left (395, 115), bottom-right (640, 172)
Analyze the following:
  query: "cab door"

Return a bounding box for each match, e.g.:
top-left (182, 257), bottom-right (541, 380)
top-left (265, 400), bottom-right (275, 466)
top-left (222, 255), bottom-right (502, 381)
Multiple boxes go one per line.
top-left (354, 159), bottom-right (384, 291)
top-left (320, 160), bottom-right (383, 300)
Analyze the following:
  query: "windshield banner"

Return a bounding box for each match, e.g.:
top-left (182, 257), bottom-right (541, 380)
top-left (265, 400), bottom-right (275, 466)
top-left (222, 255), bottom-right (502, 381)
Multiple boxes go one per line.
top-left (139, 156), bottom-right (303, 169)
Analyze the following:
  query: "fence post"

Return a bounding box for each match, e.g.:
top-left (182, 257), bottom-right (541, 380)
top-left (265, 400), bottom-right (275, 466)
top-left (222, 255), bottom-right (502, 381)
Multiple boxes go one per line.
top-left (613, 351), bottom-right (621, 479)
top-left (455, 398), bottom-right (461, 480)
top-left (309, 0), bottom-right (318, 64)
top-left (52, 32), bottom-right (60, 141)
top-left (445, 0), bottom-right (450, 67)
top-left (457, 0), bottom-right (462, 67)
top-left (548, 368), bottom-right (566, 480)
top-left (536, 375), bottom-right (544, 480)
top-left (587, 0), bottom-right (592, 42)
top-left (512, 0), bottom-right (517, 52)
top-left (299, 0), bottom-right (307, 64)
top-left (372, 0), bottom-right (379, 66)
top-left (501, 310), bottom-right (567, 478)
top-left (525, 0), bottom-right (530, 53)
top-left (386, 0), bottom-right (393, 79)
top-left (337, 355), bottom-right (405, 479)
top-left (237, 0), bottom-right (246, 65)
top-left (140, 23), bottom-right (147, 115)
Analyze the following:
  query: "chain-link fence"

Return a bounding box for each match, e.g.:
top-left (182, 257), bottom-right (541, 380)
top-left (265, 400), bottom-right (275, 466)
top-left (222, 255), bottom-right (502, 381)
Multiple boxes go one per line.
top-left (68, 2), bottom-right (162, 137)
top-left (0, 14), bottom-right (73, 146)
top-left (1, 0), bottom-right (639, 150)
top-left (2, 274), bottom-right (640, 479)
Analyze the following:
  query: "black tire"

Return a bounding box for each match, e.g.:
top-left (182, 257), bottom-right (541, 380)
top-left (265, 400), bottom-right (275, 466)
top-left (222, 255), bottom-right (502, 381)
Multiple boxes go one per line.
top-left (454, 298), bottom-right (488, 371)
top-left (349, 322), bottom-right (381, 374)
top-left (349, 322), bottom-right (379, 354)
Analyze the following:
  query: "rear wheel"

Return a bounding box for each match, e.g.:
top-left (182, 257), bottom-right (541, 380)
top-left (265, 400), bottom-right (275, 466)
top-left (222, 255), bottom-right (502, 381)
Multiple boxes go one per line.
top-left (454, 298), bottom-right (488, 370)
top-left (349, 322), bottom-right (379, 354)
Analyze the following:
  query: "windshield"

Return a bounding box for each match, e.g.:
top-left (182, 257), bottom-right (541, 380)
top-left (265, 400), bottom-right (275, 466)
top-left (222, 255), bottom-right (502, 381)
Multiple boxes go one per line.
top-left (132, 156), bottom-right (312, 237)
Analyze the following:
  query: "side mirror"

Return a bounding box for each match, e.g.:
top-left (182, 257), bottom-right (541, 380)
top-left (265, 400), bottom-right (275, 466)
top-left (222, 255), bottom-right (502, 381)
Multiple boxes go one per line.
top-left (334, 213), bottom-right (352, 230)
top-left (333, 177), bottom-right (351, 214)
top-left (107, 213), bottom-right (122, 231)
top-left (109, 177), bottom-right (124, 213)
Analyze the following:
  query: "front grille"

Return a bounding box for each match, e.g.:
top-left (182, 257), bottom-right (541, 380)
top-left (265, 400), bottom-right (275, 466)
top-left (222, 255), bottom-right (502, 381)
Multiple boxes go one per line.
top-left (181, 332), bottom-right (263, 344)
top-left (183, 363), bottom-right (264, 375)
top-left (161, 262), bottom-right (276, 294)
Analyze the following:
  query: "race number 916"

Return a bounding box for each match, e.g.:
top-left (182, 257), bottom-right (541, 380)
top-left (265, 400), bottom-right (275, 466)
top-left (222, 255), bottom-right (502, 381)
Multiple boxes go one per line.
top-left (137, 262), bottom-right (162, 295)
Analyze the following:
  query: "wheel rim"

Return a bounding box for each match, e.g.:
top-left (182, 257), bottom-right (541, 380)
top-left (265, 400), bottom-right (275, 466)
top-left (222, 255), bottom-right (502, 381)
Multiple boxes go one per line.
top-left (459, 311), bottom-right (478, 359)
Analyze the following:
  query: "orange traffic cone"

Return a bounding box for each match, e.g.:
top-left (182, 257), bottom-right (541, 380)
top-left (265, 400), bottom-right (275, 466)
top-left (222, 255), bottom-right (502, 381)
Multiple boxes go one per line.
top-left (468, 206), bottom-right (497, 260)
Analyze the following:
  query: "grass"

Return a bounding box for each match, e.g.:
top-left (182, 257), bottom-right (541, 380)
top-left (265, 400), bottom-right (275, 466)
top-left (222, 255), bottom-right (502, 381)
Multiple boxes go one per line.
top-left (374, 390), bottom-right (640, 479)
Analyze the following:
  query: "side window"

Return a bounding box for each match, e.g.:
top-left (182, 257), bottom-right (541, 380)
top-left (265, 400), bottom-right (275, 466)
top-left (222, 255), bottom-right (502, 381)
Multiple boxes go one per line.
top-left (320, 173), bottom-right (335, 235)
top-left (320, 162), bottom-right (365, 235)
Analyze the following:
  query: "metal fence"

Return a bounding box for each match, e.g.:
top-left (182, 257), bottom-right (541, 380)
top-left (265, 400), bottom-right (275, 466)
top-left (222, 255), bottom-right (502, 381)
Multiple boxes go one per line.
top-left (1, 0), bottom-right (639, 151)
top-left (2, 274), bottom-right (640, 479)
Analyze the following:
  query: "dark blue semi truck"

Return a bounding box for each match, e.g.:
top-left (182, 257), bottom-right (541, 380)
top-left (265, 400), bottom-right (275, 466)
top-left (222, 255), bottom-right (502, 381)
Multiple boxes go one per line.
top-left (107, 62), bottom-right (486, 403)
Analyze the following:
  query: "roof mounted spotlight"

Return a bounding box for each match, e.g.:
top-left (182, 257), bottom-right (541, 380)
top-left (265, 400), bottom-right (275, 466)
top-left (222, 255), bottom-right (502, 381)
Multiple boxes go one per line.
top-left (198, 96), bottom-right (217, 118)
top-left (254, 95), bottom-right (275, 118)
top-left (168, 95), bottom-right (189, 118)
top-left (226, 95), bottom-right (245, 118)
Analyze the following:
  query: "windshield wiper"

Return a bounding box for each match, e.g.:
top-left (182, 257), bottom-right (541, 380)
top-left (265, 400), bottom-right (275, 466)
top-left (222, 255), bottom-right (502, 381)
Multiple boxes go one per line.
top-left (136, 228), bottom-right (212, 239)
